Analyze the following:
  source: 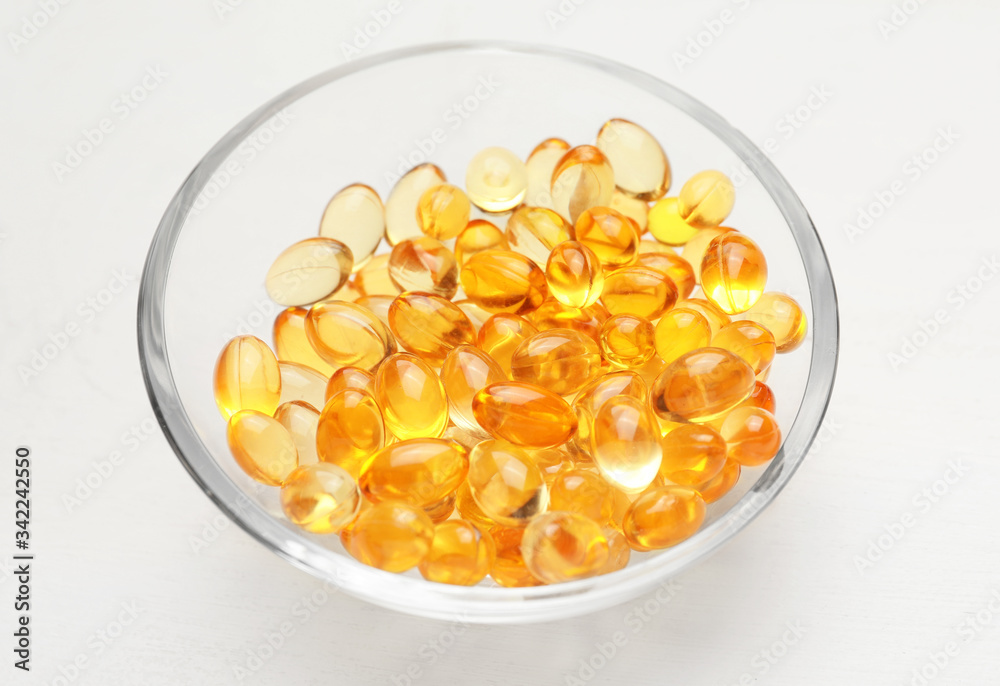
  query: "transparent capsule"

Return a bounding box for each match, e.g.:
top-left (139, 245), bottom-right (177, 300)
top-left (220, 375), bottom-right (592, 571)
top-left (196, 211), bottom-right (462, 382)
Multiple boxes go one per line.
top-left (489, 525), bottom-right (543, 587)
top-left (440, 345), bottom-right (506, 435)
top-left (477, 313), bottom-right (539, 374)
top-left (720, 407), bottom-right (781, 466)
top-left (277, 361), bottom-right (328, 411)
top-left (319, 183), bottom-right (384, 272)
top-left (214, 335), bottom-right (282, 419)
top-left (353, 254), bottom-right (400, 297)
top-left (533, 446), bottom-right (575, 478)
top-left (575, 206), bottom-right (640, 269)
top-left (455, 481), bottom-right (498, 529)
top-left (375, 353), bottom-right (449, 440)
top-left (387, 236), bottom-right (459, 299)
top-left (388, 292), bottom-right (475, 365)
top-left (701, 233), bottom-right (768, 314)
top-left (745, 380), bottom-right (776, 414)
top-left (344, 501), bottom-right (435, 573)
top-left (467, 439), bottom-right (549, 527)
top-left (548, 469), bottom-right (616, 525)
top-left (652, 308), bottom-right (712, 367)
top-left (336, 280), bottom-right (364, 302)
top-left (459, 249), bottom-right (548, 315)
top-left (324, 366), bottom-right (375, 402)
top-left (454, 300), bottom-right (493, 332)
top-left (416, 184), bottom-right (471, 240)
top-left (693, 459), bottom-right (741, 503)
top-left (600, 314), bottom-right (656, 368)
top-left (712, 321), bottom-right (776, 377)
top-left (355, 294), bottom-right (394, 329)
top-left (466, 146), bottom-right (528, 212)
top-left (623, 486), bottom-right (706, 551)
top-left (676, 298), bottom-right (731, 337)
top-left (472, 382), bottom-right (577, 449)
top-left (592, 395), bottom-right (663, 493)
top-left (659, 423), bottom-right (727, 486)
top-left (522, 512), bottom-right (609, 584)
top-left (599, 527), bottom-right (631, 575)
top-left (600, 266), bottom-right (678, 319)
top-left (524, 137), bottom-right (570, 209)
top-left (610, 190), bottom-right (649, 233)
top-left (595, 118), bottom-right (670, 201)
top-left (545, 240), bottom-right (605, 308)
top-left (360, 438), bottom-right (468, 507)
top-left (505, 206), bottom-right (574, 265)
top-left (265, 237), bottom-right (354, 307)
top-left (454, 219), bottom-right (507, 265)
top-left (274, 307), bottom-right (338, 377)
top-left (280, 462), bottom-right (361, 534)
top-left (424, 493), bottom-right (456, 524)
top-left (739, 292), bottom-right (808, 353)
top-left (385, 163), bottom-right (447, 246)
top-left (681, 226), bottom-right (736, 284)
top-left (678, 170), bottom-right (735, 229)
top-left (305, 300), bottom-right (396, 371)
top-left (650, 348), bottom-right (756, 422)
top-left (226, 409), bottom-right (298, 486)
top-left (316, 388), bottom-right (385, 479)
top-left (550, 145), bottom-right (615, 224)
top-left (647, 197), bottom-right (698, 246)
top-left (635, 245), bottom-right (696, 299)
top-left (510, 328), bottom-right (602, 396)
top-left (274, 400), bottom-right (320, 466)
top-left (575, 370), bottom-right (648, 418)
top-left (419, 520), bottom-right (496, 586)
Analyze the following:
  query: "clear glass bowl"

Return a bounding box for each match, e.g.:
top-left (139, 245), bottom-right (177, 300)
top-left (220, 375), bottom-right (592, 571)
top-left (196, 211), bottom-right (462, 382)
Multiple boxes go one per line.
top-left (138, 42), bottom-right (838, 623)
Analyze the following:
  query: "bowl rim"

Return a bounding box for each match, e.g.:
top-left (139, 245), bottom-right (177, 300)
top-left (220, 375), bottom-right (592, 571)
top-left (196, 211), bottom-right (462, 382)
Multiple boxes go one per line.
top-left (138, 40), bottom-right (839, 623)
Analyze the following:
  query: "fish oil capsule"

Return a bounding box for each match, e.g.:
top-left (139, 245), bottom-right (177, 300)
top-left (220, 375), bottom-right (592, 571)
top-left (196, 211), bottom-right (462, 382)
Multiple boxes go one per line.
top-left (505, 206), bottom-right (574, 265)
top-left (739, 292), bottom-right (808, 353)
top-left (533, 447), bottom-right (575, 478)
top-left (274, 401), bottom-right (320, 466)
top-left (676, 298), bottom-right (731, 337)
top-left (610, 190), bottom-right (649, 233)
top-left (623, 486), bottom-right (705, 551)
top-left (388, 292), bottom-right (475, 365)
top-left (360, 438), bottom-right (468, 507)
top-left (601, 266), bottom-right (678, 319)
top-left (305, 300), bottom-right (396, 371)
top-left (466, 147), bottom-right (528, 213)
top-left (576, 370), bottom-right (648, 417)
top-left (658, 423), bottom-right (726, 486)
top-left (650, 348), bottom-right (756, 422)
top-left (592, 395), bottom-right (663, 493)
top-left (511, 328), bottom-right (602, 395)
top-left (277, 361), bottom-right (328, 411)
top-left (489, 526), bottom-right (543, 587)
top-left (280, 462), bottom-right (361, 533)
top-left (527, 298), bottom-right (610, 343)
top-left (720, 407), bottom-right (781, 466)
top-left (678, 170), bottom-right (735, 229)
top-left (419, 520), bottom-right (496, 586)
top-left (455, 481), bottom-right (498, 529)
top-left (574, 206), bottom-right (640, 269)
top-left (600, 314), bottom-right (656, 368)
top-left (712, 321), bottom-right (776, 377)
top-left (316, 388), bottom-right (385, 478)
top-left (701, 233), bottom-right (768, 313)
top-left (548, 469), bottom-right (616, 525)
top-left (273, 307), bottom-right (338, 377)
top-left (388, 236), bottom-right (459, 300)
top-left (344, 501), bottom-right (435, 573)
top-left (595, 118), bottom-right (670, 201)
top-left (440, 345), bottom-right (506, 435)
top-left (416, 184), bottom-right (471, 240)
top-left (472, 382), bottom-right (577, 449)
top-left (467, 440), bottom-right (549, 526)
top-left (265, 237), bottom-right (354, 307)
top-left (319, 183), bottom-right (384, 272)
top-left (477, 313), bottom-right (538, 373)
top-left (227, 409), bottom-right (298, 486)
top-left (525, 137), bottom-right (570, 208)
top-left (214, 335), bottom-right (282, 419)
top-left (454, 219), bottom-right (507, 265)
top-left (694, 459), bottom-right (741, 503)
top-left (647, 197), bottom-right (699, 246)
top-left (680, 227), bottom-right (734, 285)
top-left (454, 300), bottom-right (493, 332)
top-left (324, 366), bottom-right (375, 402)
top-left (424, 493), bottom-right (456, 524)
top-left (355, 294), bottom-right (394, 329)
top-left (459, 249), bottom-right (548, 314)
top-left (545, 241), bottom-right (605, 308)
top-left (354, 254), bottom-right (400, 297)
top-left (550, 145), bottom-right (615, 224)
top-left (745, 380), bottom-right (776, 414)
top-left (376, 353), bottom-right (449, 440)
top-left (653, 308), bottom-right (712, 364)
top-left (522, 512), bottom-right (609, 584)
top-left (635, 246), bottom-right (696, 299)
top-left (599, 527), bottom-right (631, 574)
top-left (385, 163), bottom-right (447, 245)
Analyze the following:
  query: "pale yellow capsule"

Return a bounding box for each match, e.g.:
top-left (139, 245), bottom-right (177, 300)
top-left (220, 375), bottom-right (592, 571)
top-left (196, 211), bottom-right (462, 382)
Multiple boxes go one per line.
top-left (280, 462), bottom-right (361, 534)
top-left (277, 361), bottom-right (328, 411)
top-left (416, 184), bottom-right (471, 240)
top-left (551, 145), bottom-right (616, 225)
top-left (440, 345), bottom-right (506, 435)
top-left (385, 163), bottom-right (447, 245)
top-left (595, 118), bottom-right (671, 200)
top-left (467, 439), bottom-right (549, 527)
top-left (354, 253), bottom-right (400, 297)
top-left (226, 409), bottom-right (298, 486)
top-left (388, 236), bottom-right (459, 300)
top-left (610, 190), bottom-right (649, 233)
top-left (505, 206), bottom-right (575, 265)
top-left (319, 183), bottom-right (384, 272)
top-left (305, 300), bottom-right (396, 371)
top-left (375, 353), bottom-right (449, 440)
top-left (525, 137), bottom-right (570, 209)
top-left (274, 401), bottom-right (320, 466)
top-left (465, 146), bottom-right (528, 212)
top-left (592, 395), bottom-right (662, 493)
top-left (522, 512), bottom-right (609, 584)
top-left (678, 171), bottom-right (735, 229)
top-left (648, 197), bottom-right (699, 246)
top-left (214, 335), bottom-right (282, 419)
top-left (265, 237), bottom-right (353, 307)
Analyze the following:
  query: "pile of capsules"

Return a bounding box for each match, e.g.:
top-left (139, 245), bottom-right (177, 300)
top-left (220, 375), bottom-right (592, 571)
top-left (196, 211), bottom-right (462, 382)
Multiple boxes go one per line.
top-left (213, 118), bottom-right (808, 587)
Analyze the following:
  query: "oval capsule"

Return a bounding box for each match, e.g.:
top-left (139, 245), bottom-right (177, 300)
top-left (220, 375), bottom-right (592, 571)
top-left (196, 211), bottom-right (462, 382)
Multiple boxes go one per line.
top-left (316, 388), bottom-right (385, 478)
top-left (600, 527), bottom-right (632, 575)
top-left (355, 294), bottom-right (393, 329)
top-left (550, 145), bottom-right (615, 224)
top-left (650, 348), bottom-right (756, 422)
top-left (384, 163), bottom-right (447, 245)
top-left (265, 237), bottom-right (353, 307)
top-left (720, 406), bottom-right (782, 466)
top-left (305, 300), bottom-right (396, 371)
top-left (524, 137), bottom-right (570, 209)
top-left (416, 183), bottom-right (471, 241)
top-left (712, 321), bottom-right (776, 377)
top-left (522, 512), bottom-right (609, 584)
top-left (745, 380), bottom-right (776, 414)
top-left (694, 459), bottom-right (741, 503)
top-left (676, 298), bottom-right (731, 338)
top-left (324, 365), bottom-right (375, 402)
top-left (353, 253), bottom-right (399, 297)
top-left (574, 206), bottom-right (640, 269)
top-left (466, 146), bottom-right (528, 212)
top-left (595, 118), bottom-right (670, 201)
top-left (658, 423), bottom-right (727, 486)
top-left (477, 313), bottom-right (539, 374)
top-left (454, 219), bottom-right (507, 265)
top-left (505, 206), bottom-right (574, 265)
top-left (527, 298), bottom-right (610, 343)
top-left (226, 409), bottom-right (298, 486)
top-left (473, 382), bottom-right (578, 449)
top-left (375, 353), bottom-right (449, 440)
top-left (601, 266), bottom-right (678, 319)
top-left (610, 190), bottom-right (649, 233)
top-left (319, 183), bottom-right (384, 272)
top-left (545, 240), bottom-right (605, 308)
top-left (647, 197), bottom-right (698, 246)
top-left (681, 226), bottom-right (736, 284)
top-left (635, 245), bottom-right (696, 299)
top-left (440, 345), bottom-right (506, 435)
top-left (273, 307), bottom-right (338, 377)
top-left (548, 469), bottom-right (616, 526)
top-left (600, 314), bottom-right (656, 368)
top-left (510, 328), bottom-right (602, 395)
top-left (360, 438), bottom-right (468, 507)
top-left (419, 520), bottom-right (496, 586)
top-left (274, 400), bottom-right (320, 466)
top-left (277, 361), bottom-right (328, 411)
top-left (468, 439), bottom-right (549, 526)
top-left (701, 232), bottom-right (768, 314)
top-left (678, 170), bottom-right (735, 229)
top-left (592, 395), bottom-right (663, 493)
top-left (459, 249), bottom-right (548, 315)
top-left (280, 462), bottom-right (361, 534)
top-left (387, 236), bottom-right (459, 300)
top-left (739, 292), bottom-right (808, 353)
top-left (623, 486), bottom-right (706, 551)
top-left (489, 525), bottom-right (543, 587)
top-left (214, 335), bottom-right (282, 419)
top-left (388, 292), bottom-right (476, 365)
top-left (344, 501), bottom-right (435, 572)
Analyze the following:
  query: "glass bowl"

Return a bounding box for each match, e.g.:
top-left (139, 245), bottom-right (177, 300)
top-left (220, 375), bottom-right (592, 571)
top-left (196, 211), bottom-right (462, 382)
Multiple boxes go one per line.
top-left (138, 42), bottom-right (838, 623)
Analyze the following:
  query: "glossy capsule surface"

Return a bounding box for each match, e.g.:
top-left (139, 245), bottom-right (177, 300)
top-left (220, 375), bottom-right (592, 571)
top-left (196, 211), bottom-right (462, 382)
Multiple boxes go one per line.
top-left (280, 462), bottom-right (361, 533)
top-left (419, 520), bottom-right (496, 586)
top-left (600, 314), bottom-right (656, 368)
top-left (527, 298), bottom-right (610, 343)
top-left (466, 146), bottom-right (528, 212)
top-left (611, 190), bottom-right (649, 232)
top-left (320, 183), bottom-right (384, 272)
top-left (388, 292), bottom-right (475, 365)
top-left (592, 395), bottom-right (663, 493)
top-left (360, 438), bottom-right (468, 507)
top-left (659, 423), bottom-right (727, 486)
top-left (424, 493), bottom-right (456, 524)
top-left (353, 254), bottom-right (399, 297)
top-left (385, 163), bottom-right (447, 245)
top-left (455, 300), bottom-right (493, 332)
top-left (306, 300), bottom-right (396, 371)
top-left (472, 382), bottom-right (577, 449)
top-left (678, 170), bottom-right (735, 229)
top-left (505, 206), bottom-right (574, 265)
top-left (459, 249), bottom-right (548, 315)
top-left (440, 345), bottom-right (506, 435)
top-left (635, 247), bottom-right (696, 299)
top-left (522, 512), bottom-right (609, 584)
top-left (740, 292), bottom-right (808, 353)
top-left (650, 348), bottom-right (756, 423)
top-left (548, 469), bottom-right (616, 525)
top-left (274, 401), bottom-right (320, 466)
top-left (601, 266), bottom-right (677, 319)
top-left (647, 197), bottom-right (698, 246)
top-left (455, 481), bottom-right (497, 529)
top-left (265, 237), bottom-right (354, 307)
top-left (489, 525), bottom-right (543, 587)
top-left (324, 366), bottom-right (375, 402)
top-left (569, 370), bottom-right (648, 464)
top-left (600, 528), bottom-right (631, 574)
top-left (477, 313), bottom-right (538, 373)
top-left (694, 459), bottom-right (741, 503)
top-left (652, 307), bottom-right (712, 364)
top-left (277, 361), bottom-right (328, 411)
top-left (344, 501), bottom-right (435, 573)
top-left (467, 440), bottom-right (549, 526)
top-left (682, 226), bottom-right (736, 284)
top-left (595, 118), bottom-right (670, 201)
top-left (701, 233), bottom-right (768, 314)
top-left (574, 206), bottom-right (640, 269)
top-left (227, 409), bottom-right (298, 486)
top-left (676, 298), bottom-right (731, 338)
top-left (745, 381), bottom-right (776, 414)
top-left (525, 137), bottom-right (570, 208)
top-left (214, 335), bottom-right (282, 419)
top-left (273, 307), bottom-right (338, 377)
top-left (550, 145), bottom-right (615, 224)
top-left (388, 236), bottom-right (459, 299)
top-left (510, 328), bottom-right (602, 396)
top-left (721, 407), bottom-right (782, 466)
top-left (416, 183), bottom-right (471, 240)
top-left (545, 240), bottom-right (605, 308)
top-left (375, 353), bottom-right (449, 440)
top-left (454, 219), bottom-right (507, 265)
top-left (316, 388), bottom-right (385, 478)
top-left (355, 294), bottom-right (393, 329)
top-left (712, 321), bottom-right (776, 377)
top-left (623, 486), bottom-right (706, 551)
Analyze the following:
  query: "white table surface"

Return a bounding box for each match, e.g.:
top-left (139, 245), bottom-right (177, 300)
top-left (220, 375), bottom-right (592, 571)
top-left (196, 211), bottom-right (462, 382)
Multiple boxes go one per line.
top-left (3, 1), bottom-right (999, 683)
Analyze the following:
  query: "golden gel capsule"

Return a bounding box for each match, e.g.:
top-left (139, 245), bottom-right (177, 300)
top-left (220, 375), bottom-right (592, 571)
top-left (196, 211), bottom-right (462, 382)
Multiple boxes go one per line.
top-left (423, 493), bottom-right (456, 524)
top-left (416, 183), bottom-right (471, 240)
top-left (595, 118), bottom-right (670, 201)
top-left (601, 266), bottom-right (678, 320)
top-left (545, 240), bottom-right (605, 308)
top-left (694, 459), bottom-right (741, 503)
top-left (388, 236), bottom-right (459, 300)
top-left (525, 137), bottom-right (570, 208)
top-left (280, 462), bottom-right (361, 534)
top-left (472, 382), bottom-right (577, 449)
top-left (226, 409), bottom-right (298, 486)
top-left (550, 145), bottom-right (615, 224)
top-left (214, 335), bottom-right (282, 419)
top-left (305, 300), bottom-right (396, 371)
top-left (274, 401), bottom-right (320, 466)
top-left (466, 146), bottom-right (528, 212)
top-left (681, 226), bottom-right (736, 284)
top-left (739, 292), bottom-right (808, 353)
top-left (575, 206), bottom-right (640, 269)
top-left (316, 388), bottom-right (385, 478)
top-left (745, 380), bottom-right (777, 414)
top-left (712, 321), bottom-right (776, 377)
top-left (611, 190), bottom-right (649, 233)
top-left (678, 170), bottom-right (736, 229)
top-left (592, 395), bottom-right (663, 493)
top-left (701, 232), bottom-right (768, 314)
top-left (354, 253), bottom-right (400, 297)
top-left (533, 446), bottom-right (575, 478)
top-left (360, 438), bottom-right (468, 507)
top-left (355, 294), bottom-right (394, 329)
top-left (468, 440), bottom-right (549, 526)
top-left (623, 486), bottom-right (705, 551)
top-left (440, 345), bottom-right (506, 435)
top-left (650, 348), bottom-right (755, 422)
top-left (376, 353), bottom-right (449, 440)
top-left (721, 406), bottom-right (782, 466)
top-left (320, 183), bottom-right (384, 272)
top-left (658, 423), bottom-right (727, 486)
top-left (455, 219), bottom-right (507, 265)
top-left (324, 365), bottom-right (375, 402)
top-left (522, 512), bottom-right (609, 584)
top-left (419, 520), bottom-right (496, 586)
top-left (510, 328), bottom-right (602, 395)
top-left (477, 313), bottom-right (539, 373)
top-left (600, 527), bottom-right (631, 574)
top-left (505, 206), bottom-right (574, 266)
top-left (265, 237), bottom-right (354, 307)
top-left (647, 197), bottom-right (699, 246)
top-left (275, 362), bottom-right (326, 412)
top-left (527, 298), bottom-right (610, 343)
top-left (344, 501), bottom-right (435, 573)
top-left (459, 249), bottom-right (547, 315)
top-left (455, 481), bottom-right (498, 529)
top-left (454, 300), bottom-right (492, 332)
top-left (676, 298), bottom-right (731, 338)
top-left (635, 245), bottom-right (696, 299)
top-left (385, 163), bottom-right (447, 245)
top-left (548, 469), bottom-right (616, 525)
top-left (600, 313), bottom-right (656, 368)
top-left (273, 307), bottom-right (338, 377)
top-left (388, 292), bottom-right (475, 365)
top-left (576, 370), bottom-right (648, 418)
top-left (489, 525), bottom-right (543, 587)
